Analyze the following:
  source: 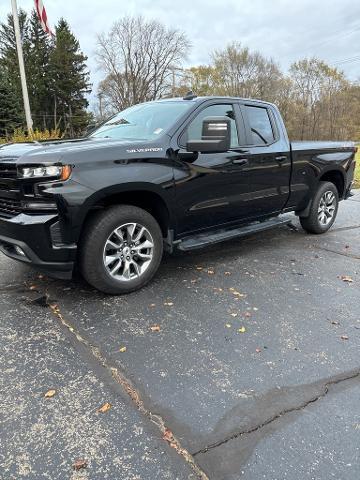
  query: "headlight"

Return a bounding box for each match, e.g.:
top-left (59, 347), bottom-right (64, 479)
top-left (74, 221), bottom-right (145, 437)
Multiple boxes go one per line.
top-left (18, 165), bottom-right (72, 180)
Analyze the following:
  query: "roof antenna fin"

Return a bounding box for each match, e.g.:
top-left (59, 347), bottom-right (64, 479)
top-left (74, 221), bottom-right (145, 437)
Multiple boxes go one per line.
top-left (183, 91), bottom-right (197, 100)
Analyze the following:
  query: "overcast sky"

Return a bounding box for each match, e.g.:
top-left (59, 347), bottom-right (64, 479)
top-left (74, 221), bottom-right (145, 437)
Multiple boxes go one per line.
top-left (1, 0), bottom-right (360, 108)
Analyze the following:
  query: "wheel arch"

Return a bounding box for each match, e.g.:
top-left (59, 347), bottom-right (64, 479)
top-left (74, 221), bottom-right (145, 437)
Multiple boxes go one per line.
top-left (77, 183), bottom-right (174, 240)
top-left (296, 170), bottom-right (344, 218)
top-left (319, 169), bottom-right (345, 199)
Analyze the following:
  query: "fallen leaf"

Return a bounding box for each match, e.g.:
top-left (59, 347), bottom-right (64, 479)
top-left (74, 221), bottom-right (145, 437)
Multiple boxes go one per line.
top-left (50, 304), bottom-right (60, 314)
top-left (150, 324), bottom-right (161, 332)
top-left (164, 302), bottom-right (174, 306)
top-left (119, 346), bottom-right (127, 353)
top-left (341, 335), bottom-right (349, 340)
top-left (72, 459), bottom-right (87, 471)
top-left (340, 275), bottom-right (353, 283)
top-left (232, 290), bottom-right (246, 297)
top-left (44, 389), bottom-right (56, 398)
top-left (163, 428), bottom-right (174, 442)
top-left (238, 327), bottom-right (246, 333)
top-left (97, 402), bottom-right (112, 413)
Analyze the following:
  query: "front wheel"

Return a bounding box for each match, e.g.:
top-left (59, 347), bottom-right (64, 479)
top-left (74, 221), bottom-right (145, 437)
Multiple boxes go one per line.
top-left (79, 205), bottom-right (163, 294)
top-left (300, 181), bottom-right (339, 234)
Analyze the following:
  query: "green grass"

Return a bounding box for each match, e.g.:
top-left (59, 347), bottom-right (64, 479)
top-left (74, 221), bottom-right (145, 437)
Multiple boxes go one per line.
top-left (354, 150), bottom-right (360, 189)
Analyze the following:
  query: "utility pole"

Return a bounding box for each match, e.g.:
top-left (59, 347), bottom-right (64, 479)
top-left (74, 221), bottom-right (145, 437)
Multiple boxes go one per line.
top-left (11, 0), bottom-right (33, 133)
top-left (98, 92), bottom-right (104, 119)
top-left (153, 63), bottom-right (158, 100)
top-left (172, 68), bottom-right (176, 96)
top-left (170, 67), bottom-right (185, 96)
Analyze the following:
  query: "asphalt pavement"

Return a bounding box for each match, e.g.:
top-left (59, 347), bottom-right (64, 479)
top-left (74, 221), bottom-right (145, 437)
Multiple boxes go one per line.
top-left (0, 192), bottom-right (359, 479)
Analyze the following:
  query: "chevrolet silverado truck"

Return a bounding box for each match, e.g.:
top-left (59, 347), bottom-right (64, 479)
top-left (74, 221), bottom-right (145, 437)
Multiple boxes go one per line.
top-left (0, 94), bottom-right (356, 293)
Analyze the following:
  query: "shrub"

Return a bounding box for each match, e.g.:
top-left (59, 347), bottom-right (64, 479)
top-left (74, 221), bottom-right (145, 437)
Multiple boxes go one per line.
top-left (0, 128), bottom-right (62, 144)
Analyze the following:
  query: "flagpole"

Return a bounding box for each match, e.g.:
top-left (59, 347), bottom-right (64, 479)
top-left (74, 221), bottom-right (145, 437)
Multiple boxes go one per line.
top-left (11, 0), bottom-right (33, 133)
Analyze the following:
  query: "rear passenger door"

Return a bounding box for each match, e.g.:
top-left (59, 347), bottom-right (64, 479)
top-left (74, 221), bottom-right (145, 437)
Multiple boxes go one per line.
top-left (238, 102), bottom-right (292, 216)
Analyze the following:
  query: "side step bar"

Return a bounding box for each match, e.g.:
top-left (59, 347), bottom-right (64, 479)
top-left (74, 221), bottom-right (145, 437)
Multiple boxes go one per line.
top-left (177, 214), bottom-right (294, 252)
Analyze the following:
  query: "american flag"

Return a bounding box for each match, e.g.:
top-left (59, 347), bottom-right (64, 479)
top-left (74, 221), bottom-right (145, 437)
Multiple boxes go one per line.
top-left (34, 0), bottom-right (54, 37)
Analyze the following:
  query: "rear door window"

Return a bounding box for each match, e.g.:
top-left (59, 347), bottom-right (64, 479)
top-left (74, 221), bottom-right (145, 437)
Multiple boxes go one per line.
top-left (245, 106), bottom-right (275, 145)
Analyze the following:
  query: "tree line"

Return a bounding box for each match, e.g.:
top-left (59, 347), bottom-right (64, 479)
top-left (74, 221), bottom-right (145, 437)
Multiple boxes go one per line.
top-left (0, 9), bottom-right (91, 137)
top-left (1, 11), bottom-right (359, 141)
top-left (96, 17), bottom-right (360, 141)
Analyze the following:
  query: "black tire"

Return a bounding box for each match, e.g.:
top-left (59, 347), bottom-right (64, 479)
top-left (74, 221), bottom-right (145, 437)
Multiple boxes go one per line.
top-left (300, 181), bottom-right (339, 234)
top-left (79, 205), bottom-right (163, 294)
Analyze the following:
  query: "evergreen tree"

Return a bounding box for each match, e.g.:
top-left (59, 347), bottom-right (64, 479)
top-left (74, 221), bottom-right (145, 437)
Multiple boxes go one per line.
top-left (49, 18), bottom-right (91, 135)
top-left (0, 10), bottom-right (31, 102)
top-left (27, 9), bottom-right (54, 130)
top-left (0, 69), bottom-right (23, 137)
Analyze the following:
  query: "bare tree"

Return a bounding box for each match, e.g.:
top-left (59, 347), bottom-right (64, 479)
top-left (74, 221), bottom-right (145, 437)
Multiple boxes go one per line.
top-left (289, 58), bottom-right (351, 140)
top-left (211, 42), bottom-right (284, 101)
top-left (96, 16), bottom-right (190, 111)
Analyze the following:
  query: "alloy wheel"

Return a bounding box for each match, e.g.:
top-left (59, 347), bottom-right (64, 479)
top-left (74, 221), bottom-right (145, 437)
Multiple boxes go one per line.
top-left (318, 191), bottom-right (336, 226)
top-left (103, 222), bottom-right (154, 281)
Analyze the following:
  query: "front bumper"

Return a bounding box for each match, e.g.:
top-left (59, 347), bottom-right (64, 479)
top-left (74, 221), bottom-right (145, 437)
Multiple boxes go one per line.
top-left (0, 213), bottom-right (76, 279)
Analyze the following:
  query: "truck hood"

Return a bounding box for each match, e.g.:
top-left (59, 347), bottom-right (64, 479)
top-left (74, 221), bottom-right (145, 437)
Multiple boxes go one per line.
top-left (0, 137), bottom-right (155, 164)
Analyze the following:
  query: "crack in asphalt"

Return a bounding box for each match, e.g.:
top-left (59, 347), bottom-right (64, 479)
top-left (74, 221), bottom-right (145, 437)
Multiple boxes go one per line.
top-left (314, 245), bottom-right (360, 260)
top-left (192, 369), bottom-right (360, 456)
top-left (47, 302), bottom-right (208, 480)
top-left (329, 224), bottom-right (360, 232)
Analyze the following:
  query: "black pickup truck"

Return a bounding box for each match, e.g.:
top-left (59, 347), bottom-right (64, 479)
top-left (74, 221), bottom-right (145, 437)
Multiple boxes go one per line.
top-left (0, 94), bottom-right (356, 293)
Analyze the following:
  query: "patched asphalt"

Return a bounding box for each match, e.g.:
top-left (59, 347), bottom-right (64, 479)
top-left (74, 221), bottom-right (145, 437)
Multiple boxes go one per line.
top-left (0, 192), bottom-right (359, 479)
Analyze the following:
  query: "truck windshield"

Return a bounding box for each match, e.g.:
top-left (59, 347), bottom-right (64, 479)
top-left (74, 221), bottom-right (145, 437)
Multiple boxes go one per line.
top-left (90, 101), bottom-right (192, 141)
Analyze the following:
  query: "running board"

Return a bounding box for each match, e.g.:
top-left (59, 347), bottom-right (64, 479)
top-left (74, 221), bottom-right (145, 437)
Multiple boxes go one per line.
top-left (177, 214), bottom-right (294, 252)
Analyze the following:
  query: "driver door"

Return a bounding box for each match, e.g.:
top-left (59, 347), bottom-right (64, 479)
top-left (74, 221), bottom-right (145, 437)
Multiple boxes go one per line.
top-left (172, 102), bottom-right (252, 235)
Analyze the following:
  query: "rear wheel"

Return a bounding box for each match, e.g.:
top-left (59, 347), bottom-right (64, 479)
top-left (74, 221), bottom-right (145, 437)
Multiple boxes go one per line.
top-left (300, 181), bottom-right (339, 234)
top-left (79, 205), bottom-right (163, 294)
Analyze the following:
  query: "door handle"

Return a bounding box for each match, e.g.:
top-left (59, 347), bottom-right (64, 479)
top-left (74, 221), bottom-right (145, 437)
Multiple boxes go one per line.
top-left (275, 155), bottom-right (288, 162)
top-left (231, 158), bottom-right (249, 165)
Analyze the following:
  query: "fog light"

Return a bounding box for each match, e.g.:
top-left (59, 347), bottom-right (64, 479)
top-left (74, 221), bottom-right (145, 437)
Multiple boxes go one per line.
top-left (14, 245), bottom-right (26, 256)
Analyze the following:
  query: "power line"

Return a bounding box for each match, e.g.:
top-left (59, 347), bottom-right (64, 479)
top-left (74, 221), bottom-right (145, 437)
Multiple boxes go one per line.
top-left (332, 55), bottom-right (360, 65)
top-left (310, 22), bottom-right (360, 50)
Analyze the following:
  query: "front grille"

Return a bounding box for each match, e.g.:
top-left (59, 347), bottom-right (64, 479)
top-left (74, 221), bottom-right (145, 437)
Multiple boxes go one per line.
top-left (0, 164), bottom-right (17, 179)
top-left (0, 163), bottom-right (21, 218)
top-left (0, 197), bottom-right (22, 218)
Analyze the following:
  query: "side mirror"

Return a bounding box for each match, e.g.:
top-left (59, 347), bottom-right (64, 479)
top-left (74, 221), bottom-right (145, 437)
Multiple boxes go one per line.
top-left (186, 116), bottom-right (231, 153)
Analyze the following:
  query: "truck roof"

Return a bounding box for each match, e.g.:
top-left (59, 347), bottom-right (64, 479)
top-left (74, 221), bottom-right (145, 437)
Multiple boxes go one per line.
top-left (155, 96), bottom-right (276, 108)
